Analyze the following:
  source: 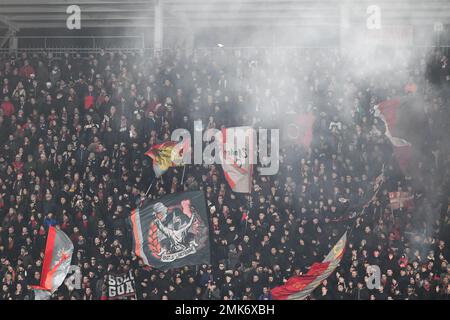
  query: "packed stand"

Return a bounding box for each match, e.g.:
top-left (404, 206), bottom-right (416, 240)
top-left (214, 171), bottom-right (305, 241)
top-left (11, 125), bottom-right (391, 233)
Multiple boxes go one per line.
top-left (0, 47), bottom-right (449, 300)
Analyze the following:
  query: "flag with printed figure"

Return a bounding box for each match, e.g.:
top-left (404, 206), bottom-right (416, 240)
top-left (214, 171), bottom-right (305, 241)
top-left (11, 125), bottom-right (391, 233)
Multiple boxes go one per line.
top-left (221, 127), bottom-right (254, 193)
top-left (145, 140), bottom-right (190, 178)
top-left (389, 191), bottom-right (414, 210)
top-left (271, 232), bottom-right (347, 300)
top-left (129, 191), bottom-right (210, 271)
top-left (32, 226), bottom-right (74, 299)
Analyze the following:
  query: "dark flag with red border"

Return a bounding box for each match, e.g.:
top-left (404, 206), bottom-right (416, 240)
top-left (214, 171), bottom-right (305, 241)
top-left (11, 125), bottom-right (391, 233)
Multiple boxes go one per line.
top-left (129, 191), bottom-right (210, 271)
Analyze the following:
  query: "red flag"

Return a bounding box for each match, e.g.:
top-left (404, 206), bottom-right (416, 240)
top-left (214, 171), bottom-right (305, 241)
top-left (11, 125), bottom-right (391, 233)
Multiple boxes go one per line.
top-left (271, 262), bottom-right (330, 300)
top-left (283, 113), bottom-right (315, 148)
top-left (272, 232), bottom-right (347, 300)
top-left (377, 99), bottom-right (402, 131)
top-left (32, 226), bottom-right (74, 299)
top-left (393, 145), bottom-right (412, 172)
top-left (375, 99), bottom-right (412, 171)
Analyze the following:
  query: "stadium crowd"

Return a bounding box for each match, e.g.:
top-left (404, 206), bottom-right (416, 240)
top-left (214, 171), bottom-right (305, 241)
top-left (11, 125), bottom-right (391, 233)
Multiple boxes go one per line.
top-left (0, 47), bottom-right (449, 300)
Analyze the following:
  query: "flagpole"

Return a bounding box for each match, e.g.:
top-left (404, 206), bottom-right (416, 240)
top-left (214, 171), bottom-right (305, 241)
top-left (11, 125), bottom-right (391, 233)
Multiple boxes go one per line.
top-left (181, 165), bottom-right (186, 186)
top-left (145, 179), bottom-right (155, 198)
top-left (244, 194), bottom-right (251, 234)
top-left (390, 206), bottom-right (395, 225)
top-left (244, 216), bottom-right (248, 234)
top-left (133, 269), bottom-right (138, 300)
top-left (348, 170), bottom-right (385, 237)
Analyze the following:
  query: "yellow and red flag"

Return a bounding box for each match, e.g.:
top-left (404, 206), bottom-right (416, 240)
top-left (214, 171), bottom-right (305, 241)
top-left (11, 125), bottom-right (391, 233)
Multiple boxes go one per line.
top-left (145, 140), bottom-right (189, 178)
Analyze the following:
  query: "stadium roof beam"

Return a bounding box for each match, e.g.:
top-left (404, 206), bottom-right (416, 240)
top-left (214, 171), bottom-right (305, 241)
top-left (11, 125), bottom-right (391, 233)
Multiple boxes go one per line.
top-left (1, 0), bottom-right (450, 37)
top-left (8, 15), bottom-right (155, 21)
top-left (0, 15), bottom-right (20, 50)
top-left (0, 15), bottom-right (19, 32)
top-left (0, 0), bottom-right (154, 4)
top-left (154, 0), bottom-right (163, 53)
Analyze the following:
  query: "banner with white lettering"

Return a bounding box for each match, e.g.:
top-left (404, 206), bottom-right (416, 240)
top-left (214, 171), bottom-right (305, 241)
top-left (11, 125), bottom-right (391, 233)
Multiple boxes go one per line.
top-left (129, 191), bottom-right (211, 271)
top-left (106, 271), bottom-right (136, 300)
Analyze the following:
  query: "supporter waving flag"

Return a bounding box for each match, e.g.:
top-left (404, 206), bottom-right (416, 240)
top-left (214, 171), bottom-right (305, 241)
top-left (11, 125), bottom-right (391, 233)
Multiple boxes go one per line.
top-left (31, 226), bottom-right (74, 300)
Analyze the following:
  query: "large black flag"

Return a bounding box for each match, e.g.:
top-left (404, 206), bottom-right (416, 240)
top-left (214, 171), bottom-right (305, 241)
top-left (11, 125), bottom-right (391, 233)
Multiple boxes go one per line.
top-left (130, 191), bottom-right (210, 270)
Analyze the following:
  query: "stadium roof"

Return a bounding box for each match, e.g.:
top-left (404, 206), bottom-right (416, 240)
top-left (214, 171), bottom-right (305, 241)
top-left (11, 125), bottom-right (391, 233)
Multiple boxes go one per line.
top-left (0, 0), bottom-right (450, 30)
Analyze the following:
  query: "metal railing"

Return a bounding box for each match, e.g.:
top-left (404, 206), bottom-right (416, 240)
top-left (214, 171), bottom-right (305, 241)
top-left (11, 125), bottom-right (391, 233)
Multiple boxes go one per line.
top-left (1, 39), bottom-right (450, 58)
top-left (0, 35), bottom-right (145, 52)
